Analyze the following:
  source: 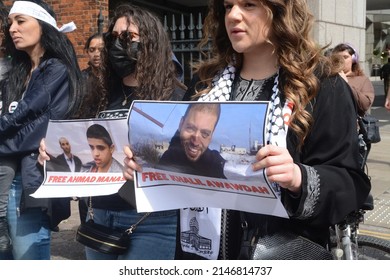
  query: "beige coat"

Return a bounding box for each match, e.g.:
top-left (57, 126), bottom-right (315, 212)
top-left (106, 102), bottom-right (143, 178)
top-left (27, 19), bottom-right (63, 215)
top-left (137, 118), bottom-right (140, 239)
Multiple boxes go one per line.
top-left (347, 73), bottom-right (375, 116)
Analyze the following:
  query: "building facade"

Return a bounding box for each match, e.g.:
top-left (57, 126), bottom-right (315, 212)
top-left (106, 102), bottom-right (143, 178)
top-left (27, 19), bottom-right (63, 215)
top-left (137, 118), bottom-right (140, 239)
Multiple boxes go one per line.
top-left (4, 0), bottom-right (389, 79)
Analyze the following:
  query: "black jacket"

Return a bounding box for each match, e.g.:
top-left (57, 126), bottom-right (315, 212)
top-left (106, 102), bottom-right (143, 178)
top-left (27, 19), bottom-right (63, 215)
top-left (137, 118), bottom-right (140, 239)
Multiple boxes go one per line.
top-left (0, 58), bottom-right (73, 228)
top-left (181, 72), bottom-right (371, 259)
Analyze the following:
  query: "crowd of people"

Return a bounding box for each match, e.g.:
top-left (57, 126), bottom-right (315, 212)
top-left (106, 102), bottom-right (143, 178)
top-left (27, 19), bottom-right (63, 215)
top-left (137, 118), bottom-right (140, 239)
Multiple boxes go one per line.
top-left (0, 0), bottom-right (386, 260)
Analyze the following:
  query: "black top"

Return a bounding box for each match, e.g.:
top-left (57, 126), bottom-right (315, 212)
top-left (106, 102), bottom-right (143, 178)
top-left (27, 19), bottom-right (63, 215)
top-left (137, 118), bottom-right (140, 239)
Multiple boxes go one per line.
top-left (179, 70), bottom-right (371, 259)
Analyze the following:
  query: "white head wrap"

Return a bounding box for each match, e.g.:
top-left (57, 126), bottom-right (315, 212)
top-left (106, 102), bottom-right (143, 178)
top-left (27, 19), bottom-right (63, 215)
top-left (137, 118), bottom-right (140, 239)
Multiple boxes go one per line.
top-left (9, 1), bottom-right (76, 33)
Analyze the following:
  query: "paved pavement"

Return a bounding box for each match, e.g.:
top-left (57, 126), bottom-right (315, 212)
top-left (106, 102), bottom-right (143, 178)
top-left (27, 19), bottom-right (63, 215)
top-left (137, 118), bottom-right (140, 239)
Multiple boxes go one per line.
top-left (358, 79), bottom-right (390, 240)
top-left (51, 200), bottom-right (86, 260)
top-left (50, 80), bottom-right (390, 260)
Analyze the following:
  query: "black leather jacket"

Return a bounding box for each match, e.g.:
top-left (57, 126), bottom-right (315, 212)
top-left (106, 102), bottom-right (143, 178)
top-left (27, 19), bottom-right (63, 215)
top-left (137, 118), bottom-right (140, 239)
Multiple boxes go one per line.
top-left (0, 58), bottom-right (71, 226)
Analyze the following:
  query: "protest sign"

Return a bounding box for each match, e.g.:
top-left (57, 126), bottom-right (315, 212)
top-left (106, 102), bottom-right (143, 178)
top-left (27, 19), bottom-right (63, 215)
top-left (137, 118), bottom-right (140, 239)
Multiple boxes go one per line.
top-left (31, 118), bottom-right (128, 198)
top-left (127, 101), bottom-right (288, 218)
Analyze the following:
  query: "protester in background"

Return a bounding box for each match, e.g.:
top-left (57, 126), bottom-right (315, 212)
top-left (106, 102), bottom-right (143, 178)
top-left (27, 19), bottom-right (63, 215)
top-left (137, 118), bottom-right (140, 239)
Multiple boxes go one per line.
top-left (39, 3), bottom-right (186, 260)
top-left (332, 43), bottom-right (375, 116)
top-left (76, 33), bottom-right (106, 118)
top-left (0, 0), bottom-right (82, 259)
top-left (82, 33), bottom-right (104, 78)
top-left (332, 43), bottom-right (376, 156)
top-left (380, 57), bottom-right (390, 98)
top-left (123, 0), bottom-right (371, 260)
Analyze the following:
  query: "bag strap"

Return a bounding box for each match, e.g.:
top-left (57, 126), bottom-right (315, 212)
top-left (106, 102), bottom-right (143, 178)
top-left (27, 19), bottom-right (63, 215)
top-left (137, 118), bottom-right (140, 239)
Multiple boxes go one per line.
top-left (88, 196), bottom-right (94, 220)
top-left (238, 212), bottom-right (251, 259)
top-left (125, 212), bottom-right (151, 234)
top-left (88, 196), bottom-right (151, 235)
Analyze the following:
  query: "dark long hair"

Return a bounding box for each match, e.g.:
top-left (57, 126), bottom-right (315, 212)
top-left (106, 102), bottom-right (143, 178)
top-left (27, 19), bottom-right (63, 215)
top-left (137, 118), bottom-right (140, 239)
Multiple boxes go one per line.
top-left (0, 0), bottom-right (8, 54)
top-left (74, 33), bottom-right (106, 118)
top-left (0, 0), bottom-right (7, 33)
top-left (102, 3), bottom-right (183, 101)
top-left (3, 0), bottom-right (82, 117)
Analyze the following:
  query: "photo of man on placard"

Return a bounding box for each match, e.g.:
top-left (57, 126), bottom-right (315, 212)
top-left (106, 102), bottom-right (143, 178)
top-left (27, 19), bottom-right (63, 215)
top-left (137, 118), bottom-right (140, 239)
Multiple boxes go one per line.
top-left (33, 118), bottom-right (128, 199)
top-left (128, 101), bottom-right (267, 181)
top-left (158, 103), bottom-right (226, 178)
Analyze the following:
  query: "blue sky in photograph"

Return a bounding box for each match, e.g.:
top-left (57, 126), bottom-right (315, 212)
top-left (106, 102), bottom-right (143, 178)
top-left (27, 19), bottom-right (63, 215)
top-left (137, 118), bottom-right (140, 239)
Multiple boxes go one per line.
top-left (128, 101), bottom-right (269, 150)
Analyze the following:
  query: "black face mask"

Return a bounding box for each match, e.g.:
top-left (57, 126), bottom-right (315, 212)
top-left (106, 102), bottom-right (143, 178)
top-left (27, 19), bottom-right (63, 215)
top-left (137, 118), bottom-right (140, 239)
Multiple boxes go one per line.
top-left (108, 38), bottom-right (140, 78)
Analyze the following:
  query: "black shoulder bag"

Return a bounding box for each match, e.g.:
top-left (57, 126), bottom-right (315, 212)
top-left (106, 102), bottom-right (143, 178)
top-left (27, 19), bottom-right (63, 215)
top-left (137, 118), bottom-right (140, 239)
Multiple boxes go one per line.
top-left (76, 197), bottom-right (150, 255)
top-left (358, 114), bottom-right (381, 144)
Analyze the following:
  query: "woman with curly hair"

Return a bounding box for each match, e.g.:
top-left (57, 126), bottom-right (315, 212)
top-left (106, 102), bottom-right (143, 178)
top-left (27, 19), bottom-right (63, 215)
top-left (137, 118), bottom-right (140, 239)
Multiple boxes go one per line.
top-left (41, 3), bottom-right (186, 260)
top-left (123, 0), bottom-right (371, 260)
top-left (101, 4), bottom-right (185, 113)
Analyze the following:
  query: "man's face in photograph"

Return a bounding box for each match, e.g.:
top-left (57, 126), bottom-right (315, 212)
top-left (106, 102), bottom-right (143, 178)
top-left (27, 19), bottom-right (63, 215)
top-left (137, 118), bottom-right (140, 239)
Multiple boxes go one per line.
top-left (179, 109), bottom-right (218, 162)
top-left (87, 138), bottom-right (114, 170)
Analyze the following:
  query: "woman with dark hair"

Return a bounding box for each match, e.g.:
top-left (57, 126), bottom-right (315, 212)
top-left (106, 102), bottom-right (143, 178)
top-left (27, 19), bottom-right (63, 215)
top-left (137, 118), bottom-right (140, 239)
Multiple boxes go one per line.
top-left (332, 43), bottom-right (375, 117)
top-left (80, 4), bottom-right (185, 260)
top-left (39, 3), bottom-right (186, 260)
top-left (72, 33), bottom-right (106, 122)
top-left (0, 0), bottom-right (82, 259)
top-left (83, 33), bottom-right (104, 77)
top-left (75, 4), bottom-right (185, 119)
top-left (123, 0), bottom-right (371, 260)
top-left (102, 4), bottom-right (185, 111)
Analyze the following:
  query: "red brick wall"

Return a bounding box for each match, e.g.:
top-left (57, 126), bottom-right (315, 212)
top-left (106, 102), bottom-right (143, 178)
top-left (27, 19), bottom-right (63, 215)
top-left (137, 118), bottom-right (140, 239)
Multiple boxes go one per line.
top-left (4, 0), bottom-right (109, 70)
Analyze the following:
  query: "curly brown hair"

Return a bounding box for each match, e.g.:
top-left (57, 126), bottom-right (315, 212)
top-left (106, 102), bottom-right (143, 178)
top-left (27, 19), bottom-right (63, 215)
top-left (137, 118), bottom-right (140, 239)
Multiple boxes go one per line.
top-left (193, 0), bottom-right (340, 148)
top-left (102, 4), bottom-right (185, 101)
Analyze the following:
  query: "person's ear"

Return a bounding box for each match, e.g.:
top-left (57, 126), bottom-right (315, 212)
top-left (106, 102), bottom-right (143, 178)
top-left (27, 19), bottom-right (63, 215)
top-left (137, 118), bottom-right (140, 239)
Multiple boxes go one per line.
top-left (110, 144), bottom-right (115, 154)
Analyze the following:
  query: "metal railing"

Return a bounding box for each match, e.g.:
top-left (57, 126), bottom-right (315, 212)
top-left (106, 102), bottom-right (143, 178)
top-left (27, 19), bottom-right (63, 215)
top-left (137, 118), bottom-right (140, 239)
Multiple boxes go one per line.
top-left (164, 12), bottom-right (211, 85)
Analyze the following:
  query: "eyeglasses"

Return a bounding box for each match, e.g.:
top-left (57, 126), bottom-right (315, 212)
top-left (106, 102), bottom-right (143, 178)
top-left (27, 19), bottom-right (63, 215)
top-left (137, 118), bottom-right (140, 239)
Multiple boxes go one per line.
top-left (110, 31), bottom-right (139, 42)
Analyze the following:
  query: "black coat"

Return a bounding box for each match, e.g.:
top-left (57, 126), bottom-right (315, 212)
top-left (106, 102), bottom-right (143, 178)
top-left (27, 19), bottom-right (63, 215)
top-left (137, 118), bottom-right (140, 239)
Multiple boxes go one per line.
top-left (181, 72), bottom-right (371, 259)
top-left (0, 58), bottom-right (73, 229)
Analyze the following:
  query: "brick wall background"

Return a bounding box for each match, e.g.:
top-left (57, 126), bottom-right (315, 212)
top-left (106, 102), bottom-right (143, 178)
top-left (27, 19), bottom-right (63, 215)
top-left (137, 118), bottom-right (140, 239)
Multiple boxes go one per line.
top-left (4, 0), bottom-right (109, 70)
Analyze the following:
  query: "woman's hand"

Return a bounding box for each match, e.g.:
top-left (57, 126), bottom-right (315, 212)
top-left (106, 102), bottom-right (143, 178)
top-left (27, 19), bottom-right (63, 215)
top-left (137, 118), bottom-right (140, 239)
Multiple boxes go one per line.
top-left (123, 145), bottom-right (142, 180)
top-left (38, 138), bottom-right (50, 166)
top-left (339, 71), bottom-right (348, 83)
top-left (252, 144), bottom-right (302, 193)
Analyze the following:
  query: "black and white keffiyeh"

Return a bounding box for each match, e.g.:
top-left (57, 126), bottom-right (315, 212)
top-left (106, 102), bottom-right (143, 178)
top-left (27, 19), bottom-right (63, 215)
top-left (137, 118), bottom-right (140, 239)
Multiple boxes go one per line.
top-left (181, 65), bottom-right (295, 260)
top-left (198, 65), bottom-right (293, 148)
